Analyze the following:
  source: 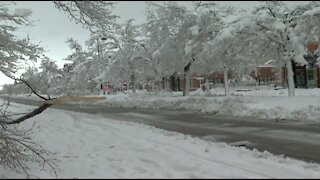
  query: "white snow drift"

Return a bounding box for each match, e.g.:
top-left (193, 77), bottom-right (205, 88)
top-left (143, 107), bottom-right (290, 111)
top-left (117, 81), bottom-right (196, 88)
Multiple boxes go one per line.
top-left (1, 102), bottom-right (320, 178)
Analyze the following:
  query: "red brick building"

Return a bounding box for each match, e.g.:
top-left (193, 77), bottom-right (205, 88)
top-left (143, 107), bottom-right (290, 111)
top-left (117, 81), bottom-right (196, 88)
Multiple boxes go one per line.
top-left (250, 65), bottom-right (278, 85)
top-left (159, 42), bottom-right (320, 92)
top-left (168, 70), bottom-right (236, 92)
top-left (281, 42), bottom-right (320, 88)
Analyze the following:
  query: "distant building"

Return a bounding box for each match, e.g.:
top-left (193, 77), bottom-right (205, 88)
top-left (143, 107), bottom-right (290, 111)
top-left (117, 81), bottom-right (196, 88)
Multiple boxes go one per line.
top-left (281, 42), bottom-right (320, 88)
top-left (250, 63), bottom-right (278, 86)
top-left (149, 41), bottom-right (320, 92)
top-left (168, 70), bottom-right (236, 92)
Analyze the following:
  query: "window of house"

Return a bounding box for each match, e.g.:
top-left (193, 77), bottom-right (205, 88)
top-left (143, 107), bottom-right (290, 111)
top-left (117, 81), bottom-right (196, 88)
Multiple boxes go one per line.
top-left (257, 77), bottom-right (272, 85)
top-left (307, 69), bottom-right (314, 81)
top-left (296, 75), bottom-right (305, 87)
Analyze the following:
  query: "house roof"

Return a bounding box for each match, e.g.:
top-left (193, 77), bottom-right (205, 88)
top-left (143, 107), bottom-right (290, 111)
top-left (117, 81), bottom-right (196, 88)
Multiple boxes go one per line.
top-left (258, 64), bottom-right (274, 68)
top-left (250, 66), bottom-right (276, 78)
top-left (306, 42), bottom-right (319, 53)
top-left (264, 59), bottom-right (273, 64)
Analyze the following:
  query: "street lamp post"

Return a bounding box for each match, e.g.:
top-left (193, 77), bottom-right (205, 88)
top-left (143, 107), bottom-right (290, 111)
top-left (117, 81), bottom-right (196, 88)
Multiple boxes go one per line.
top-left (97, 37), bottom-right (108, 95)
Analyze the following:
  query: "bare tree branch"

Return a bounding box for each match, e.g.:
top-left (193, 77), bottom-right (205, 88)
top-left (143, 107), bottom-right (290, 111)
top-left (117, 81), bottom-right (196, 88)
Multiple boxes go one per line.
top-left (0, 121), bottom-right (59, 177)
top-left (267, 7), bottom-right (277, 18)
top-left (1, 103), bottom-right (52, 125)
top-left (17, 77), bottom-right (52, 101)
top-left (53, 1), bottom-right (118, 33)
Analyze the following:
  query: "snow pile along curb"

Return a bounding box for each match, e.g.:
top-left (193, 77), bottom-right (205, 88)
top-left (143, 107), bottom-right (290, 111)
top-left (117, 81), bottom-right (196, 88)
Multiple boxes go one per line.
top-left (2, 91), bottom-right (320, 123)
top-left (100, 94), bottom-right (320, 123)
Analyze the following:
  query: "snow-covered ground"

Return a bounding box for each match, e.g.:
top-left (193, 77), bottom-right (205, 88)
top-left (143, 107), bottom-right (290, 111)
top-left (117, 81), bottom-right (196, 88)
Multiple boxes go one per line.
top-left (3, 87), bottom-right (320, 123)
top-left (2, 102), bottom-right (320, 178)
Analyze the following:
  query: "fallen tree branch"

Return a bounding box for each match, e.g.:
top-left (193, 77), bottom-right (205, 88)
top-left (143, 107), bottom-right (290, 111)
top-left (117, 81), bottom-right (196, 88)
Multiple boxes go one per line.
top-left (4, 103), bottom-right (52, 125)
top-left (1, 96), bottom-right (106, 125)
top-left (2, 73), bottom-right (106, 125)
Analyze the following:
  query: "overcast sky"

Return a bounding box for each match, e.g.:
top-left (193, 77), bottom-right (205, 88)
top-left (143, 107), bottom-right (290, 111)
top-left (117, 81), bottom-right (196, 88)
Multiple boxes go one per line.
top-left (0, 1), bottom-right (267, 86)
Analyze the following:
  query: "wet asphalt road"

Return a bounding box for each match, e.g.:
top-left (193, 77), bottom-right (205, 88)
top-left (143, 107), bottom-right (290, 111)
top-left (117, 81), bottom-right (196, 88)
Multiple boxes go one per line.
top-left (4, 96), bottom-right (320, 164)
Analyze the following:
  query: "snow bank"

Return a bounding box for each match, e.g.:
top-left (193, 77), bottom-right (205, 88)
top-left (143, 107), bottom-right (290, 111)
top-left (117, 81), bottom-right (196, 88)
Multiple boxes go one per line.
top-left (86, 88), bottom-right (320, 123)
top-left (3, 87), bottom-right (320, 123)
top-left (2, 103), bottom-right (320, 178)
top-left (68, 88), bottom-right (319, 123)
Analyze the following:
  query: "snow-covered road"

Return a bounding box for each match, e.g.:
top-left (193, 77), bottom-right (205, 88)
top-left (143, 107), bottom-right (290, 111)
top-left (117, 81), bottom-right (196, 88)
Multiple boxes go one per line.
top-left (2, 102), bottom-right (320, 178)
top-left (4, 97), bottom-right (320, 164)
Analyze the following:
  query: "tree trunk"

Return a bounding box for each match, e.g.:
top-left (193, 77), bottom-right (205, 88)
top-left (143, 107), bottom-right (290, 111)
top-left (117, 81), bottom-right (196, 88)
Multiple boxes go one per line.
top-left (142, 82), bottom-right (145, 91)
top-left (255, 59), bottom-right (259, 90)
top-left (183, 71), bottom-right (190, 96)
top-left (286, 60), bottom-right (295, 96)
top-left (152, 69), bottom-right (161, 94)
top-left (165, 77), bottom-right (170, 91)
top-left (127, 80), bottom-right (129, 91)
top-left (223, 63), bottom-right (230, 97)
top-left (153, 78), bottom-right (161, 95)
top-left (158, 80), bottom-right (163, 93)
top-left (183, 63), bottom-right (191, 96)
top-left (205, 77), bottom-right (210, 92)
top-left (131, 73), bottom-right (136, 93)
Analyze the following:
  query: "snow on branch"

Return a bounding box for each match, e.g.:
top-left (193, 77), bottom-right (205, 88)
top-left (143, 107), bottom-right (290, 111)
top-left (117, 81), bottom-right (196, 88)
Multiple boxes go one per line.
top-left (53, 1), bottom-right (119, 33)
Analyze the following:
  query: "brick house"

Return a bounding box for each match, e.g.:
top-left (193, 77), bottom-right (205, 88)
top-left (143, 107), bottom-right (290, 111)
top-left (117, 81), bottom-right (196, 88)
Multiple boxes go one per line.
top-left (168, 70), bottom-right (236, 92)
top-left (159, 42), bottom-right (320, 92)
top-left (281, 42), bottom-right (320, 88)
top-left (250, 64), bottom-right (279, 85)
top-left (167, 73), bottom-right (204, 92)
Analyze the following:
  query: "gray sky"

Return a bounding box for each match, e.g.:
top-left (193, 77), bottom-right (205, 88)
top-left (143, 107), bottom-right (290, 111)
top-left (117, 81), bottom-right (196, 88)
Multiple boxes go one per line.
top-left (0, 1), bottom-right (264, 86)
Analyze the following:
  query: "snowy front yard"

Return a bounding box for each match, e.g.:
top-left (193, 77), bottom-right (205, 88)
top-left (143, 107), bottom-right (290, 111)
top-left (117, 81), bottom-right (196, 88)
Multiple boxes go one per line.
top-left (2, 102), bottom-right (320, 178)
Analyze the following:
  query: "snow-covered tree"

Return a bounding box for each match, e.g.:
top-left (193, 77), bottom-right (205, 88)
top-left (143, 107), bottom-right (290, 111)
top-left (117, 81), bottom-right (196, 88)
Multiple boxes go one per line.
top-left (84, 32), bottom-right (115, 88)
top-left (229, 1), bottom-right (316, 96)
top-left (63, 38), bottom-right (99, 95)
top-left (0, 2), bottom-right (57, 176)
top-left (296, 2), bottom-right (320, 65)
top-left (187, 2), bottom-right (233, 93)
top-left (139, 2), bottom-right (188, 93)
top-left (106, 19), bottom-right (148, 93)
top-left (0, 3), bottom-right (43, 79)
top-left (1, 1), bottom-right (122, 175)
top-left (145, 2), bottom-right (234, 96)
top-left (38, 57), bottom-right (63, 95)
top-left (2, 66), bottom-right (41, 95)
top-left (201, 30), bottom-right (248, 96)
top-left (19, 66), bottom-right (40, 94)
top-left (53, 1), bottom-right (118, 33)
